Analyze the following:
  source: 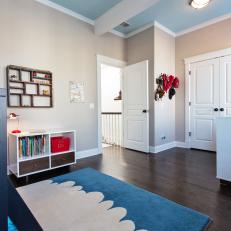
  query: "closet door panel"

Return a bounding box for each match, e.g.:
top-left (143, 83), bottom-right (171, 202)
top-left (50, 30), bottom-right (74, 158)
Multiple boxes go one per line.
top-left (190, 58), bottom-right (220, 151)
top-left (220, 55), bottom-right (231, 116)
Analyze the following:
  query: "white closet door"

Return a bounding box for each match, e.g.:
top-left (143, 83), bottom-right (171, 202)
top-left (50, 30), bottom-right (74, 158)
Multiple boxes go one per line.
top-left (190, 58), bottom-right (220, 151)
top-left (220, 55), bottom-right (231, 117)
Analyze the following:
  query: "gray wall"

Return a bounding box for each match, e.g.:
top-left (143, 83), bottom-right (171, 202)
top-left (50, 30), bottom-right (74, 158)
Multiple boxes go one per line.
top-left (0, 0), bottom-right (126, 151)
top-left (126, 27), bottom-right (155, 146)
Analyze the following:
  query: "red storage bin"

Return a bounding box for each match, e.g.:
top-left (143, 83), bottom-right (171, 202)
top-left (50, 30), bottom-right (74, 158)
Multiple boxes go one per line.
top-left (51, 136), bottom-right (70, 153)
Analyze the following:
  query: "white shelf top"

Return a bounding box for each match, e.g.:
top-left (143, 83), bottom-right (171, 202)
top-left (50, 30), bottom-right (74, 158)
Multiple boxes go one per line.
top-left (9, 129), bottom-right (76, 137)
top-left (19, 153), bottom-right (50, 162)
top-left (51, 150), bottom-right (76, 156)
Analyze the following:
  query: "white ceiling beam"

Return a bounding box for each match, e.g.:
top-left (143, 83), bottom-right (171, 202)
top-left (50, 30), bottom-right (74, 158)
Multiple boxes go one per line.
top-left (94, 0), bottom-right (160, 36)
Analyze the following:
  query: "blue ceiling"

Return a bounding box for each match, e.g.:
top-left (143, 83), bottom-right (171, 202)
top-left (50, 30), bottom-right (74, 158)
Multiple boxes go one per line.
top-left (115, 0), bottom-right (231, 34)
top-left (50, 0), bottom-right (231, 34)
top-left (50, 0), bottom-right (122, 20)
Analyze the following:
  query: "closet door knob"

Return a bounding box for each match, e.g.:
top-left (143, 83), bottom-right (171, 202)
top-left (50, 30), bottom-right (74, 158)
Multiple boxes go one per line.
top-left (214, 108), bottom-right (218, 112)
top-left (220, 108), bottom-right (224, 112)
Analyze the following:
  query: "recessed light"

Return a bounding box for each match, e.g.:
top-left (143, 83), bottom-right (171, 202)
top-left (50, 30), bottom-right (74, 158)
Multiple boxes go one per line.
top-left (190, 0), bottom-right (211, 9)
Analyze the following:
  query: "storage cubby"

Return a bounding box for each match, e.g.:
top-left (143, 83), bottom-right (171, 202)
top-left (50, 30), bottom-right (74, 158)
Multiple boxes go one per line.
top-left (21, 95), bottom-right (32, 107)
top-left (8, 130), bottom-right (76, 177)
top-left (9, 95), bottom-right (20, 107)
top-left (50, 131), bottom-right (76, 154)
top-left (6, 65), bottom-right (53, 108)
top-left (25, 84), bottom-right (37, 95)
top-left (18, 134), bottom-right (50, 161)
top-left (21, 71), bottom-right (31, 82)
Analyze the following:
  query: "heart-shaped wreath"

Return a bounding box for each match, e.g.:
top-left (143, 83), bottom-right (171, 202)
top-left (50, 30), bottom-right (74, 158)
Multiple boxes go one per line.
top-left (155, 73), bottom-right (179, 101)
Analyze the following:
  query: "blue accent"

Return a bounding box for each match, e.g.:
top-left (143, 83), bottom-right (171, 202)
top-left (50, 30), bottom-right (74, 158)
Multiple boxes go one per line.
top-left (53, 168), bottom-right (211, 231)
top-left (8, 218), bottom-right (18, 231)
top-left (47, 0), bottom-right (231, 34)
top-left (49, 0), bottom-right (121, 20)
top-left (115, 0), bottom-right (231, 34)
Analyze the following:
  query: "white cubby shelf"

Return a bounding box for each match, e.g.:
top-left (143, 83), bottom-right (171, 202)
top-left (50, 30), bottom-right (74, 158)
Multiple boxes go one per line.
top-left (8, 130), bottom-right (76, 177)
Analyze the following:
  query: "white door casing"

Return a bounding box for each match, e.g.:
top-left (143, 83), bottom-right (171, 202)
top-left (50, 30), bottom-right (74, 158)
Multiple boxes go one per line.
top-left (220, 55), bottom-right (231, 117)
top-left (123, 60), bottom-right (149, 153)
top-left (190, 58), bottom-right (220, 151)
top-left (97, 55), bottom-right (126, 153)
top-left (185, 48), bottom-right (231, 152)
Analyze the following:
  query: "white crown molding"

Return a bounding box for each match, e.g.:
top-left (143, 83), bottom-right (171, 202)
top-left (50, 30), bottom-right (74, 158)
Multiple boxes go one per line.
top-left (125, 22), bottom-right (155, 38)
top-left (35, 0), bottom-right (95, 25)
top-left (125, 20), bottom-right (176, 39)
top-left (125, 12), bottom-right (231, 39)
top-left (35, 0), bottom-right (128, 38)
top-left (110, 29), bottom-right (126, 38)
top-left (35, 0), bottom-right (231, 40)
top-left (176, 13), bottom-right (231, 37)
top-left (94, 0), bottom-right (159, 35)
top-left (154, 21), bottom-right (176, 37)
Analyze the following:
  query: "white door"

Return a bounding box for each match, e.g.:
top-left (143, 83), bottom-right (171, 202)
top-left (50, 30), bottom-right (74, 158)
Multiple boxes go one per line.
top-left (123, 60), bottom-right (149, 153)
top-left (190, 58), bottom-right (220, 151)
top-left (220, 55), bottom-right (231, 117)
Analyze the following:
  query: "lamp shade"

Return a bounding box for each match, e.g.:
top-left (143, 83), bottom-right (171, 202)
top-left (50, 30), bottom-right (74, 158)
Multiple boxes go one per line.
top-left (8, 113), bottom-right (21, 133)
top-left (8, 113), bottom-right (19, 120)
top-left (190, 0), bottom-right (211, 9)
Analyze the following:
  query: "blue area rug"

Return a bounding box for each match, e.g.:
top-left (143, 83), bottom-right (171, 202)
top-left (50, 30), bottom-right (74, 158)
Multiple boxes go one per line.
top-left (8, 218), bottom-right (18, 231)
top-left (53, 168), bottom-right (211, 231)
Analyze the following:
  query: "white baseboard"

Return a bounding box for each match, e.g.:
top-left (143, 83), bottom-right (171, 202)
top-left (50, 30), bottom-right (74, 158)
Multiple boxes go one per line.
top-left (75, 142), bottom-right (187, 158)
top-left (150, 142), bottom-right (176, 153)
top-left (76, 148), bottom-right (102, 160)
top-left (175, 141), bottom-right (187, 148)
top-left (150, 141), bottom-right (187, 154)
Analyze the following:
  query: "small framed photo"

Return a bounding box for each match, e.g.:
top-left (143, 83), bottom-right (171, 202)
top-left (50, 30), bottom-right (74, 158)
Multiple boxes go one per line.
top-left (69, 81), bottom-right (85, 103)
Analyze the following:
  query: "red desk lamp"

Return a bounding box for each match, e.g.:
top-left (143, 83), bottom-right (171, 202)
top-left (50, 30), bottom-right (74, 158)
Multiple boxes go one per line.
top-left (8, 113), bottom-right (21, 133)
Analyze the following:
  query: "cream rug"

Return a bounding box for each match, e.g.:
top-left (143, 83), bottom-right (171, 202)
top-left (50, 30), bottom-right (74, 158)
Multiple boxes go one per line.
top-left (17, 180), bottom-right (145, 231)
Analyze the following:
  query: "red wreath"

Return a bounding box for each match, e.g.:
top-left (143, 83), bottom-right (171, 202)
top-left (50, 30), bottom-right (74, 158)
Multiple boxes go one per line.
top-left (155, 74), bottom-right (180, 101)
top-left (162, 74), bottom-right (175, 92)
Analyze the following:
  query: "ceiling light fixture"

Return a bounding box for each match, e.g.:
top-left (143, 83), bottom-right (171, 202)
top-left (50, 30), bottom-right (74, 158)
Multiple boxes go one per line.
top-left (190, 0), bottom-right (211, 9)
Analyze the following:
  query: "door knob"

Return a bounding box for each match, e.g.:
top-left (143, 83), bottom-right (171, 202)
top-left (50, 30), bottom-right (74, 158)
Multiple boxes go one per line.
top-left (142, 110), bottom-right (147, 113)
top-left (220, 108), bottom-right (224, 112)
top-left (214, 108), bottom-right (218, 112)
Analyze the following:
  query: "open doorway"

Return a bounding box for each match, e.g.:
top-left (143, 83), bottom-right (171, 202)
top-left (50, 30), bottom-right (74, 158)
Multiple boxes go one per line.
top-left (97, 56), bottom-right (149, 153)
top-left (101, 64), bottom-right (122, 148)
top-left (97, 55), bottom-right (126, 152)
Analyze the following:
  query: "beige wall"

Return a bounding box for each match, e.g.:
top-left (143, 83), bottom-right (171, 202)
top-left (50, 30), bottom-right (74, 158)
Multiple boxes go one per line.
top-left (0, 0), bottom-right (126, 151)
top-left (154, 27), bottom-right (175, 146)
top-left (175, 18), bottom-right (231, 142)
top-left (2, 0), bottom-right (230, 150)
top-left (126, 27), bottom-right (155, 146)
top-left (126, 26), bottom-right (176, 147)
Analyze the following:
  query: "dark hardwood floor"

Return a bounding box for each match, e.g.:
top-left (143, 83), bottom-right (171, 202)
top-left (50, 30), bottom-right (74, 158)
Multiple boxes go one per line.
top-left (10, 146), bottom-right (231, 231)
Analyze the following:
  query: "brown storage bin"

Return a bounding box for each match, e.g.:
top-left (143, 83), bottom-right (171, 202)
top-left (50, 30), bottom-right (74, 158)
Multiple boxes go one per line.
top-left (51, 152), bottom-right (75, 168)
top-left (19, 157), bottom-right (49, 175)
